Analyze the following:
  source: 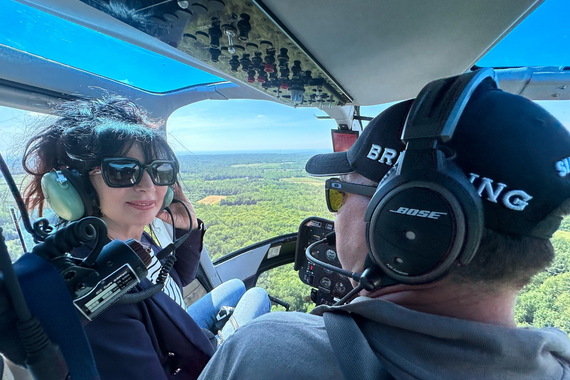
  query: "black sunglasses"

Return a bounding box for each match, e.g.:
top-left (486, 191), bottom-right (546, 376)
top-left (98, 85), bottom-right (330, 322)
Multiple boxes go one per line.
top-left (98, 158), bottom-right (178, 188)
top-left (325, 178), bottom-right (377, 212)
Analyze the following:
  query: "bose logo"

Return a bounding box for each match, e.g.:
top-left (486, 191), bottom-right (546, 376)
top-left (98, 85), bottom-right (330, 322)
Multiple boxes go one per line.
top-left (389, 207), bottom-right (448, 220)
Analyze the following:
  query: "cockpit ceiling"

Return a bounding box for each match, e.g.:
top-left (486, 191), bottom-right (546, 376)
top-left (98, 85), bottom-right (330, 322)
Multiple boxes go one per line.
top-left (261, 0), bottom-right (544, 105)
top-left (81, 0), bottom-right (542, 106)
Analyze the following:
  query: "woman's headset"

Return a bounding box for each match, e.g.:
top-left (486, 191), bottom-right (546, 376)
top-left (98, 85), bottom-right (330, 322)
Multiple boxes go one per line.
top-left (363, 69), bottom-right (496, 285)
top-left (41, 169), bottom-right (174, 221)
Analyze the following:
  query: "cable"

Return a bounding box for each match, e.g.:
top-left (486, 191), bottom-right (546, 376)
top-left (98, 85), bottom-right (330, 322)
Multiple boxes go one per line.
top-left (153, 200), bottom-right (193, 284)
top-left (30, 218), bottom-right (103, 262)
top-left (304, 234), bottom-right (362, 283)
top-left (10, 206), bottom-right (27, 253)
top-left (155, 200), bottom-right (193, 260)
top-left (334, 284), bottom-right (364, 306)
top-left (0, 227), bottom-right (32, 322)
top-left (0, 153), bottom-right (52, 242)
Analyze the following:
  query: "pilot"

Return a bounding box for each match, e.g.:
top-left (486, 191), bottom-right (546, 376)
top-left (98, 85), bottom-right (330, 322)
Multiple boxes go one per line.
top-left (198, 71), bottom-right (570, 379)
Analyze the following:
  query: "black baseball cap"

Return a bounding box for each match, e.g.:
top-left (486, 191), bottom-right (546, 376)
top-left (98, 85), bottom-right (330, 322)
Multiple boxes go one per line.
top-left (306, 79), bottom-right (570, 239)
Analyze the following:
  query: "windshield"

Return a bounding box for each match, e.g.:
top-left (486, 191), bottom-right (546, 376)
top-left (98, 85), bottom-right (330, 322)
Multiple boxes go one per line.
top-left (0, 0), bottom-right (224, 92)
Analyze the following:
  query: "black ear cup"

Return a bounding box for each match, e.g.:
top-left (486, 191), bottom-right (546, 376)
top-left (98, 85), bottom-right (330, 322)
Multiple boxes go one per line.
top-left (41, 168), bottom-right (93, 221)
top-left (161, 186), bottom-right (174, 209)
top-left (365, 153), bottom-right (483, 284)
top-left (363, 69), bottom-right (495, 284)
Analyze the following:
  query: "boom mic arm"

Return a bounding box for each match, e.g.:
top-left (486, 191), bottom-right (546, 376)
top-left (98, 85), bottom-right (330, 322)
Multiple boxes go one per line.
top-left (305, 233), bottom-right (362, 283)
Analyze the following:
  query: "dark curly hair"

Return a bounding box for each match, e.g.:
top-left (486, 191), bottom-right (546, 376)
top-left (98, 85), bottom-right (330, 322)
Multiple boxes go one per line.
top-left (22, 95), bottom-right (178, 216)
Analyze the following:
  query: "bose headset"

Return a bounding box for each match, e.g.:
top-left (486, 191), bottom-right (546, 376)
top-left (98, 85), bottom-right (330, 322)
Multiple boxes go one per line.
top-left (41, 169), bottom-right (174, 221)
top-left (363, 68), bottom-right (496, 286)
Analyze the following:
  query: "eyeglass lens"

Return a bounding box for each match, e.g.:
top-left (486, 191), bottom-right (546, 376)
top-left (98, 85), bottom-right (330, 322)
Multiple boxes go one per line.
top-left (104, 160), bottom-right (176, 187)
top-left (327, 188), bottom-right (343, 212)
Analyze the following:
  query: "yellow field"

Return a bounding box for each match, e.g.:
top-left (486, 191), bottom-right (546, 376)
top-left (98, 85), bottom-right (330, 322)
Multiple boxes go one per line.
top-left (197, 195), bottom-right (227, 205)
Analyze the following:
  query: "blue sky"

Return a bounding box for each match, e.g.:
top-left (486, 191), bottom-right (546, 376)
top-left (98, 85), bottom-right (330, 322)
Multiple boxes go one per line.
top-left (0, 0), bottom-right (569, 154)
top-left (165, 100), bottom-right (339, 153)
top-left (477, 0), bottom-right (569, 67)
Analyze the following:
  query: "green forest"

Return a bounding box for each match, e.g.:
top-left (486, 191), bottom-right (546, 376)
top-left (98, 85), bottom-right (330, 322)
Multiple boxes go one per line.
top-left (180, 152), bottom-right (570, 332)
top-left (1, 151), bottom-right (569, 333)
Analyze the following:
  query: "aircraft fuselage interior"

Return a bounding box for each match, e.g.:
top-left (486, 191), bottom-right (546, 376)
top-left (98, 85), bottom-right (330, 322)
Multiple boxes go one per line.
top-left (0, 0), bottom-right (569, 379)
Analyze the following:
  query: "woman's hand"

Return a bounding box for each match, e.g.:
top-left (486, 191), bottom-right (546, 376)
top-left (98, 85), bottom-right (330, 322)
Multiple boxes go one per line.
top-left (157, 183), bottom-right (199, 231)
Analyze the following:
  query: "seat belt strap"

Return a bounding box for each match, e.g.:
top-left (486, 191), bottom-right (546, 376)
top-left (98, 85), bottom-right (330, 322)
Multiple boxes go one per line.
top-left (324, 311), bottom-right (391, 380)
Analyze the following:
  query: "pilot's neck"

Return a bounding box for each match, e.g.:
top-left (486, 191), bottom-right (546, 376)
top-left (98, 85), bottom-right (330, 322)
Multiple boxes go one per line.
top-left (362, 280), bottom-right (518, 328)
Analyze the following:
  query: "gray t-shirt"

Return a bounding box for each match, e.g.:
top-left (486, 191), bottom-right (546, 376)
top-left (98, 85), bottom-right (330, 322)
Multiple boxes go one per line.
top-left (199, 297), bottom-right (570, 379)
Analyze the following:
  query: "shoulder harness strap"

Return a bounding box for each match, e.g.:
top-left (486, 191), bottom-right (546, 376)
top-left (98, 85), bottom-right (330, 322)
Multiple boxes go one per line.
top-left (323, 311), bottom-right (394, 380)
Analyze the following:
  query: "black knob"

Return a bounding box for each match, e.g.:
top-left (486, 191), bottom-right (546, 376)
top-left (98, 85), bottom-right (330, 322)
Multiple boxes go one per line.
top-left (237, 13), bottom-right (252, 41)
top-left (209, 18), bottom-right (222, 48)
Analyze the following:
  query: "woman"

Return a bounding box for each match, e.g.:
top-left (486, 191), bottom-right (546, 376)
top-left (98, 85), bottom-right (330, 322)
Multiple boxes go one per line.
top-left (22, 96), bottom-right (269, 379)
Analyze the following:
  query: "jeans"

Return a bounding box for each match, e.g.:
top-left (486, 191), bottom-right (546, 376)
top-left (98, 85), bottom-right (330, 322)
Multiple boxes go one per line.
top-left (219, 286), bottom-right (270, 340)
top-left (187, 278), bottom-right (270, 341)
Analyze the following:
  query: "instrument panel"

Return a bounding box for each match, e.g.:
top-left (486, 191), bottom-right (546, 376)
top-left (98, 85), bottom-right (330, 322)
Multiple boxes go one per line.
top-left (294, 217), bottom-right (354, 306)
top-left (81, 0), bottom-right (351, 107)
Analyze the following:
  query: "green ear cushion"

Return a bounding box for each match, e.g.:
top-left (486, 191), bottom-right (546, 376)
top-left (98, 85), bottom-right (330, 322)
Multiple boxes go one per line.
top-left (162, 186), bottom-right (174, 209)
top-left (41, 171), bottom-right (85, 221)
